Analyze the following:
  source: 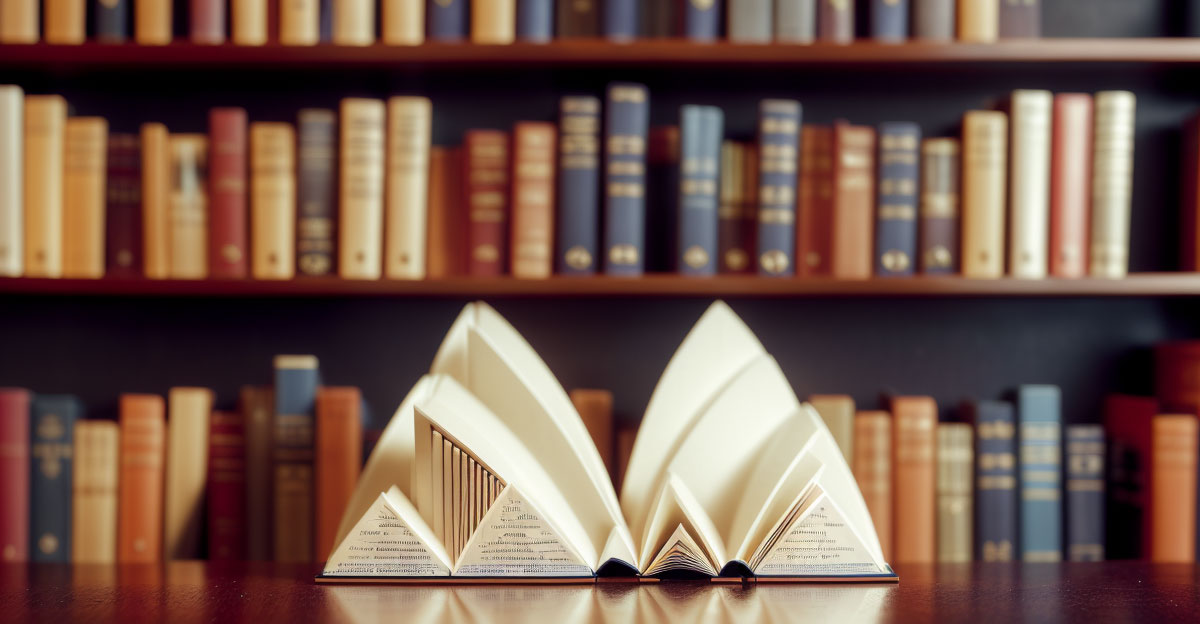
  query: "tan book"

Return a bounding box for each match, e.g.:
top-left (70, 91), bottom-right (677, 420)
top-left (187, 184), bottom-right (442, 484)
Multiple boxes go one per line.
top-left (339, 98), bottom-right (386, 280)
top-left (961, 110), bottom-right (1007, 279)
top-left (853, 410), bottom-right (892, 560)
top-left (45, 0), bottom-right (85, 44)
top-left (141, 123), bottom-right (171, 279)
top-left (163, 387), bottom-right (213, 560)
top-left (384, 96), bottom-right (432, 279)
top-left (63, 117), bottom-right (108, 279)
top-left (1090, 91), bottom-right (1137, 279)
top-left (334, 0), bottom-right (374, 45)
top-left (72, 421), bottom-right (119, 563)
top-left (936, 422), bottom-right (973, 563)
top-left (232, 0), bottom-right (268, 45)
top-left (1008, 90), bottom-right (1052, 279)
top-left (383, 0), bottom-right (423, 45)
top-left (808, 395), bottom-right (854, 470)
top-left (509, 121), bottom-right (556, 278)
top-left (570, 389), bottom-right (614, 476)
top-left (22, 94), bottom-right (67, 278)
top-left (280, 0), bottom-right (319, 45)
top-left (135, 0), bottom-right (173, 44)
top-left (250, 122), bottom-right (297, 280)
top-left (168, 134), bottom-right (208, 279)
top-left (0, 0), bottom-right (39, 42)
top-left (958, 0), bottom-right (997, 43)
top-left (0, 86), bottom-right (20, 277)
top-left (472, 0), bottom-right (516, 44)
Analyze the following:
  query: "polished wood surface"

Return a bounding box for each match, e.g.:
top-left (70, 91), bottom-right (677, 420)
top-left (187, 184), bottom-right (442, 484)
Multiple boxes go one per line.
top-left (2, 562), bottom-right (1198, 623)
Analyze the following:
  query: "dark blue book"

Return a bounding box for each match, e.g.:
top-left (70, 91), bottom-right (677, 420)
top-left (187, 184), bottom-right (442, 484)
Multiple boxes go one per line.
top-left (756, 99), bottom-right (802, 277)
top-left (603, 0), bottom-right (638, 41)
top-left (555, 96), bottom-right (602, 276)
top-left (875, 121), bottom-right (921, 277)
top-left (603, 83), bottom-right (650, 277)
top-left (1066, 424), bottom-right (1105, 561)
top-left (684, 0), bottom-right (721, 41)
top-left (29, 395), bottom-right (79, 563)
top-left (677, 106), bottom-right (723, 276)
top-left (969, 399), bottom-right (1017, 562)
top-left (94, 0), bottom-right (130, 42)
top-left (273, 355), bottom-right (320, 562)
top-left (517, 0), bottom-right (553, 42)
top-left (1018, 385), bottom-right (1063, 562)
top-left (871, 0), bottom-right (909, 42)
top-left (320, 0), bottom-right (334, 42)
top-left (428, 0), bottom-right (468, 41)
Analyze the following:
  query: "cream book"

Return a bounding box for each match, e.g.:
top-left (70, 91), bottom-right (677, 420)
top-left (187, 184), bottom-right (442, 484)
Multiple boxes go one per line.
top-left (320, 301), bottom-right (895, 583)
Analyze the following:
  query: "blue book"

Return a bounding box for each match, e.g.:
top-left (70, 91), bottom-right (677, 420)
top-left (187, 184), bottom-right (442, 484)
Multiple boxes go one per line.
top-left (428, 0), bottom-right (468, 41)
top-left (29, 395), bottom-right (79, 563)
top-left (603, 83), bottom-right (650, 276)
top-left (640, 0), bottom-right (675, 37)
top-left (94, 0), bottom-right (129, 42)
top-left (684, 0), bottom-right (721, 41)
top-left (1018, 385), bottom-right (1063, 562)
top-left (517, 0), bottom-right (553, 42)
top-left (970, 399), bottom-right (1017, 562)
top-left (756, 99), bottom-right (802, 277)
top-left (555, 96), bottom-right (602, 276)
top-left (1066, 424), bottom-right (1105, 561)
top-left (871, 0), bottom-right (909, 42)
top-left (875, 121), bottom-right (921, 277)
top-left (273, 355), bottom-right (320, 562)
top-left (320, 0), bottom-right (333, 41)
top-left (677, 106), bottom-right (724, 276)
top-left (603, 0), bottom-right (638, 40)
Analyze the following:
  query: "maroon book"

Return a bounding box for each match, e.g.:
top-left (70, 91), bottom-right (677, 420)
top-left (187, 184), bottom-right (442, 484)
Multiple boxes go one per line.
top-left (207, 409), bottom-right (246, 561)
top-left (105, 133), bottom-right (142, 279)
top-left (464, 130), bottom-right (510, 276)
top-left (191, 0), bottom-right (227, 44)
top-left (0, 389), bottom-right (30, 563)
top-left (208, 108), bottom-right (249, 280)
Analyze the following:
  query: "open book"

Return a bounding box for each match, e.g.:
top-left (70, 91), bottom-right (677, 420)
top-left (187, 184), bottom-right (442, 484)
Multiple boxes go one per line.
top-left (319, 301), bottom-right (895, 583)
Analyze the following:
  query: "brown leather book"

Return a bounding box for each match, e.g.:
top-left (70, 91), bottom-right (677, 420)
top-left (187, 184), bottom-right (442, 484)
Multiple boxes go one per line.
top-left (853, 410), bottom-right (891, 561)
top-left (1050, 94), bottom-right (1093, 278)
top-left (798, 125), bottom-right (833, 277)
top-left (570, 389), bottom-right (614, 476)
top-left (72, 421), bottom-right (119, 563)
top-left (831, 122), bottom-right (875, 279)
top-left (464, 130), bottom-right (510, 276)
top-left (892, 396), bottom-right (937, 564)
top-left (919, 138), bottom-right (960, 274)
top-left (510, 122), bottom-right (557, 279)
top-left (315, 386), bottom-right (362, 562)
top-left (105, 133), bottom-right (142, 279)
top-left (208, 108), bottom-right (249, 280)
top-left (141, 122), bottom-right (170, 279)
top-left (427, 146), bottom-right (465, 279)
top-left (718, 141), bottom-right (753, 274)
top-left (207, 410), bottom-right (245, 560)
top-left (1150, 414), bottom-right (1198, 563)
top-left (240, 386), bottom-right (274, 561)
top-left (117, 394), bottom-right (165, 563)
top-left (614, 422), bottom-right (637, 491)
top-left (62, 117), bottom-right (108, 279)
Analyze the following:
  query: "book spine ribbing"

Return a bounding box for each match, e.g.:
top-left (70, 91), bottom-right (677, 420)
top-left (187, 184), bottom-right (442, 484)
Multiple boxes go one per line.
top-left (1019, 385), bottom-right (1063, 562)
top-left (464, 130), bottom-right (511, 276)
top-left (603, 83), bottom-right (650, 276)
top-left (516, 0), bottom-right (553, 41)
top-left (0, 389), bottom-right (30, 562)
top-left (273, 356), bottom-right (319, 563)
top-left (297, 109), bottom-right (337, 277)
top-left (208, 108), bottom-right (249, 280)
top-left (677, 106), bottom-right (723, 276)
top-left (1066, 424), bottom-right (1105, 561)
top-left (30, 395), bottom-right (79, 563)
top-left (776, 0), bottom-right (816, 43)
top-left (892, 396), bottom-right (937, 564)
top-left (1090, 91), bottom-right (1136, 278)
top-left (871, 0), bottom-right (909, 42)
top-left (875, 122), bottom-right (921, 277)
top-left (757, 99), bottom-right (802, 277)
top-left (1151, 415), bottom-right (1198, 562)
top-left (62, 117), bottom-right (108, 279)
top-left (919, 138), bottom-right (960, 274)
top-left (973, 400), bottom-right (1017, 561)
top-left (427, 0), bottom-right (468, 40)
top-left (556, 96), bottom-right (602, 275)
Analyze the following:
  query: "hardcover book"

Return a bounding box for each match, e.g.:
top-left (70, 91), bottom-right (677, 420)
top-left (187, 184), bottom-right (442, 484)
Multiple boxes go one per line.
top-left (383, 0), bottom-right (424, 44)
top-left (777, 0), bottom-right (816, 43)
top-left (1103, 394), bottom-right (1155, 560)
top-left (240, 386), bottom-right (274, 561)
top-left (0, 87), bottom-right (19, 277)
top-left (316, 387), bottom-right (362, 561)
top-left (831, 122), bottom-right (875, 279)
top-left (646, 126), bottom-right (679, 274)
top-left (46, 0), bottom-right (86, 44)
top-left (919, 138), bottom-right (959, 274)
top-left (232, 0), bottom-right (268, 45)
top-left (853, 410), bottom-right (891, 560)
top-left (333, 0), bottom-right (374, 45)
top-left (73, 420), bottom-right (119, 563)
top-left (557, 0), bottom-right (598, 37)
top-left (817, 0), bottom-right (853, 43)
top-left (958, 0), bottom-right (997, 42)
top-left (464, 130), bottom-right (511, 277)
top-left (0, 389), bottom-right (30, 562)
top-left (998, 0), bottom-right (1040, 38)
top-left (105, 133), bottom-right (142, 278)
top-left (95, 0), bottom-right (130, 41)
top-left (603, 0), bottom-right (637, 40)
top-left (1150, 414), bottom-right (1198, 563)
top-left (209, 108), bottom-right (249, 280)
top-left (966, 399), bottom-right (1017, 562)
top-left (135, 0), bottom-right (172, 44)
top-left (472, 0), bottom-right (516, 44)
top-left (962, 110), bottom-right (1007, 279)
top-left (797, 126), bottom-right (832, 276)
top-left (1090, 91), bottom-right (1136, 278)
top-left (1009, 90), bottom-right (1053, 279)
top-left (208, 410), bottom-right (246, 560)
top-left (0, 0), bottom-right (38, 42)
top-left (62, 117), bottom-right (108, 279)
top-left (1018, 385), bottom-right (1062, 562)
top-left (427, 146), bottom-right (465, 278)
top-left (936, 423), bottom-right (972, 563)
top-left (167, 134), bottom-right (209, 279)
top-left (556, 96), bottom-right (602, 276)
top-left (30, 395), bottom-right (79, 563)
top-left (718, 141), bottom-right (755, 274)
top-left (428, 0), bottom-right (467, 40)
top-left (757, 100), bottom-right (802, 277)
top-left (141, 122), bottom-right (170, 278)
top-left (603, 83), bottom-right (650, 277)
top-left (871, 0), bottom-right (908, 42)
top-left (164, 388), bottom-right (213, 560)
top-left (281, 0), bottom-right (320, 44)
top-left (191, 0), bottom-right (227, 43)
top-left (729, 0), bottom-right (771, 43)
top-left (274, 355), bottom-right (320, 563)
top-left (339, 98), bottom-right (386, 280)
top-left (250, 122), bottom-right (297, 280)
top-left (1065, 424), bottom-right (1105, 561)
top-left (117, 394), bottom-right (165, 563)
top-left (874, 122), bottom-right (920, 277)
top-left (640, 0), bottom-right (674, 37)
top-left (297, 109), bottom-right (337, 277)
top-left (510, 122), bottom-right (557, 279)
top-left (807, 395), bottom-right (854, 467)
top-left (913, 0), bottom-right (954, 40)
top-left (384, 97), bottom-right (433, 280)
top-left (1050, 94), bottom-right (1093, 278)
top-left (23, 95), bottom-right (66, 278)
top-left (517, 0), bottom-right (552, 41)
top-left (892, 396), bottom-right (936, 564)
top-left (677, 106), bottom-right (723, 276)
top-left (570, 389), bottom-right (614, 478)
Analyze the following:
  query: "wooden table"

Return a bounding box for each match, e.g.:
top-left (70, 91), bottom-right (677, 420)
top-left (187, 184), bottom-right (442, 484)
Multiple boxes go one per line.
top-left (3, 562), bottom-right (1198, 622)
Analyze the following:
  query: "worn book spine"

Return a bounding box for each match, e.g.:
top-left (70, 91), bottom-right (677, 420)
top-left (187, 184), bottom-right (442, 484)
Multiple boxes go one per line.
top-left (570, 389), bottom-right (614, 477)
top-left (296, 109), bottom-right (336, 277)
top-left (831, 122), bottom-right (875, 279)
top-left (555, 96), bottom-right (601, 276)
top-left (381, 0), bottom-right (423, 44)
top-left (134, 0), bottom-right (172, 43)
top-left (168, 134), bottom-right (209, 279)
top-left (208, 108), bottom-right (249, 280)
top-left (1065, 424), bottom-right (1105, 562)
top-left (280, 0), bottom-right (319, 44)
top-left (191, 0), bottom-right (226, 43)
top-left (510, 122), bottom-right (557, 279)
top-left (892, 396), bottom-right (937, 564)
top-left (516, 0), bottom-right (552, 41)
top-left (871, 0), bottom-right (908, 42)
top-left (164, 387), bottom-right (212, 560)
top-left (1050, 94), bottom-right (1093, 278)
top-left (0, 389), bottom-right (30, 562)
top-left (315, 387), bottom-right (361, 561)
top-left (464, 129), bottom-right (511, 276)
top-left (62, 117), bottom-right (109, 279)
top-left (640, 0), bottom-right (673, 37)
top-left (757, 99), bottom-right (801, 277)
top-left (937, 422), bottom-right (973, 563)
top-left (1151, 414), bottom-right (1198, 563)
top-left (603, 83), bottom-right (650, 276)
top-left (232, 0), bottom-right (268, 44)
top-left (684, 0), bottom-right (720, 41)
top-left (998, 0), bottom-right (1040, 38)
top-left (919, 138), bottom-right (959, 274)
top-left (817, 0), bottom-right (853, 43)
top-left (72, 421), bottom-right (118, 563)
top-left (677, 106), bottom-right (723, 276)
top-left (798, 126), bottom-right (832, 276)
top-left (1090, 91), bottom-right (1136, 279)
top-left (0, 87), bottom-right (20, 277)
top-left (46, 0), bottom-right (87, 44)
top-left (240, 386), bottom-right (273, 561)
top-left (1009, 90), bottom-right (1052, 279)
top-left (426, 146), bottom-right (464, 279)
top-left (962, 111), bottom-right (1007, 278)
top-left (95, 0), bottom-right (131, 41)
top-left (777, 0), bottom-right (816, 43)
top-left (30, 395), bottom-right (78, 563)
top-left (646, 126), bottom-right (679, 274)
top-left (967, 400), bottom-right (1017, 561)
top-left (718, 141), bottom-right (752, 273)
top-left (384, 97), bottom-right (432, 280)
top-left (875, 121), bottom-right (920, 277)
top-left (141, 122), bottom-right (170, 278)
top-left (853, 410), bottom-right (891, 560)
top-left (105, 133), bottom-right (142, 279)
top-left (274, 355), bottom-right (319, 563)
top-left (729, 0), bottom-right (771, 42)
top-left (0, 0), bottom-right (39, 42)
top-left (428, 0), bottom-right (467, 40)
top-left (1103, 394), bottom-right (1156, 560)
top-left (913, 0), bottom-right (954, 40)
top-left (557, 0), bottom-right (598, 36)
top-left (333, 0), bottom-right (374, 44)
top-left (207, 410), bottom-right (245, 560)
top-left (1018, 384), bottom-right (1062, 562)
top-left (809, 395), bottom-right (854, 467)
top-left (339, 98), bottom-right (385, 280)
top-left (117, 394), bottom-right (165, 563)
top-left (603, 0), bottom-right (637, 40)
top-left (23, 95), bottom-right (66, 278)
top-left (250, 122), bottom-right (297, 280)
top-left (957, 0), bottom-right (997, 42)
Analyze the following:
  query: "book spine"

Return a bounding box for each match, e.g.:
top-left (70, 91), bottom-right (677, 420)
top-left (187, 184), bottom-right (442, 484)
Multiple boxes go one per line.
top-left (556, 0), bottom-right (597, 36)
top-left (874, 121), bottom-right (921, 277)
top-left (639, 0), bottom-right (673, 37)
top-left (853, 410), bottom-right (891, 560)
top-left (72, 421), bottom-right (119, 563)
top-left (280, 0), bottom-right (320, 44)
top-left (0, 87), bottom-right (20, 277)
top-left (892, 396), bottom-right (937, 564)
top-left (603, 0), bottom-right (637, 40)
top-left (333, 0), bottom-right (374, 44)
top-left (1018, 384), bottom-right (1063, 562)
top-left (555, 96), bottom-right (602, 276)
top-left (797, 127), bottom-right (832, 276)
top-left (776, 0), bottom-right (816, 43)
top-left (808, 395), bottom-right (855, 466)
top-left (913, 0), bottom-right (954, 40)
top-left (426, 146), bottom-right (465, 279)
top-left (274, 355), bottom-right (319, 563)
top-left (105, 134), bottom-right (142, 279)
top-left (464, 130), bottom-right (511, 276)
top-left (603, 83), bottom-right (650, 276)
top-left (427, 0), bottom-right (467, 40)
top-left (338, 98), bottom-right (386, 280)
top-left (46, 0), bottom-right (87, 44)
top-left (682, 0), bottom-right (719, 41)
top-left (1009, 90), bottom-right (1052, 279)
top-left (957, 0), bottom-right (997, 42)
top-left (1103, 394), bottom-right (1156, 560)
top-left (315, 387), bottom-right (362, 561)
top-left (510, 122), bottom-right (557, 279)
top-left (972, 400), bottom-right (1016, 561)
top-left (1050, 94), bottom-right (1093, 278)
top-left (117, 394), bottom-right (165, 563)
top-left (1065, 424), bottom-right (1105, 561)
top-left (134, 0), bottom-right (172, 44)
top-left (384, 96), bottom-right (432, 280)
top-left (516, 0), bottom-right (552, 41)
top-left (998, 0), bottom-right (1040, 38)
top-left (141, 122), bottom-right (170, 278)
top-left (757, 99), bottom-right (802, 277)
top-left (962, 110), bottom-right (1007, 278)
top-left (62, 117), bottom-right (109, 279)
top-left (1151, 414), bottom-right (1198, 562)
top-left (250, 122), bottom-right (297, 280)
top-left (719, 141), bottom-right (752, 273)
top-left (937, 422), bottom-right (973, 563)
top-left (817, 0), bottom-right (854, 43)
top-left (168, 134), bottom-right (209, 279)
top-left (0, 389), bottom-right (30, 562)
top-left (164, 387), bottom-right (212, 560)
top-left (296, 109), bottom-right (337, 277)
top-left (831, 122), bottom-right (875, 279)
top-left (232, 0), bottom-right (268, 45)
top-left (677, 106), bottom-right (723, 276)
top-left (0, 0), bottom-right (39, 42)
top-left (320, 0), bottom-right (333, 40)
top-left (645, 126), bottom-right (679, 274)
top-left (919, 138), bottom-right (960, 274)
top-left (729, 0), bottom-right (771, 43)
top-left (95, 0), bottom-right (131, 41)
top-left (30, 395), bottom-right (78, 563)
top-left (240, 386), bottom-right (274, 561)
top-left (23, 95), bottom-right (66, 278)
top-left (1090, 91), bottom-right (1136, 279)
top-left (191, 0), bottom-right (226, 43)
top-left (382, 0), bottom-right (424, 44)
top-left (871, 0), bottom-right (909, 42)
top-left (208, 410), bottom-right (245, 560)
top-left (569, 389), bottom-right (614, 477)
top-left (208, 108), bottom-right (249, 280)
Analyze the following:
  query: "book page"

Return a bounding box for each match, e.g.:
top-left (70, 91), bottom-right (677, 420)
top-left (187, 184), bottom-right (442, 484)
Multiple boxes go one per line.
top-left (754, 487), bottom-right (887, 577)
top-left (731, 437), bottom-right (825, 563)
top-left (644, 524), bottom-right (720, 576)
top-left (323, 486), bottom-right (451, 577)
top-left (637, 473), bottom-right (725, 572)
top-left (453, 484), bottom-right (592, 577)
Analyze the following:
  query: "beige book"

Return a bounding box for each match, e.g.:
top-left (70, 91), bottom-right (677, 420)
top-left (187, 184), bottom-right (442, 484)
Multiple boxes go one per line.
top-left (339, 98), bottom-right (386, 279)
top-left (0, 0), bottom-right (39, 42)
top-left (1090, 91), bottom-right (1137, 279)
top-left (961, 110), bottom-right (1008, 278)
top-left (45, 0), bottom-right (85, 44)
top-left (383, 0), bottom-right (424, 45)
top-left (936, 423), bottom-right (973, 563)
top-left (141, 123), bottom-right (171, 278)
top-left (808, 395), bottom-right (854, 470)
top-left (958, 0), bottom-right (997, 43)
top-left (63, 117), bottom-right (108, 279)
top-left (384, 96), bottom-right (432, 279)
top-left (250, 123), bottom-right (297, 279)
top-left (280, 0), bottom-right (319, 45)
top-left (163, 387), bottom-right (213, 560)
top-left (72, 421), bottom-right (119, 563)
top-left (135, 0), bottom-right (173, 44)
top-left (471, 0), bottom-right (515, 44)
top-left (0, 86), bottom-right (22, 277)
top-left (1008, 90), bottom-right (1052, 279)
top-left (232, 0), bottom-right (268, 45)
top-left (334, 0), bottom-right (375, 45)
top-left (22, 94), bottom-right (66, 278)
top-left (168, 134), bottom-right (208, 279)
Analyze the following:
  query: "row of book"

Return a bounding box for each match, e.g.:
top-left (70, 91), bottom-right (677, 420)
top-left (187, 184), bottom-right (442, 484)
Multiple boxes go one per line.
top-left (0, 83), bottom-right (1138, 282)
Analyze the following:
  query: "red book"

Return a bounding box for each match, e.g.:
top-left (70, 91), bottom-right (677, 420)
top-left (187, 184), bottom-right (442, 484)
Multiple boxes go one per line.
top-left (509, 122), bottom-right (557, 279)
top-left (797, 125), bottom-right (834, 277)
top-left (191, 0), bottom-right (226, 44)
top-left (208, 108), bottom-right (249, 279)
top-left (315, 387), bottom-right (361, 561)
top-left (1104, 394), bottom-right (1157, 559)
top-left (207, 410), bottom-right (245, 560)
top-left (1049, 93), bottom-right (1093, 278)
top-left (1184, 114), bottom-right (1200, 271)
top-left (105, 133), bottom-right (143, 279)
top-left (464, 130), bottom-right (510, 276)
top-left (0, 389), bottom-right (30, 562)
top-left (1156, 341), bottom-right (1200, 410)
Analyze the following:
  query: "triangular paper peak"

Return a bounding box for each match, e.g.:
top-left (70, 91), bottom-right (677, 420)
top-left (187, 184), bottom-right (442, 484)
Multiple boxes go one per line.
top-left (323, 490), bottom-right (450, 577)
top-left (754, 492), bottom-right (885, 577)
top-left (454, 484), bottom-right (593, 577)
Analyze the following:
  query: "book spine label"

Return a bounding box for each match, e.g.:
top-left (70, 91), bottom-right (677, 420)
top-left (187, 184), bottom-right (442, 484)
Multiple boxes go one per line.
top-left (937, 423), bottom-right (973, 563)
top-left (250, 123), bottom-right (297, 280)
top-left (645, 126), bottom-right (679, 273)
top-left (797, 127), bottom-right (832, 276)
top-left (998, 0), bottom-right (1040, 37)
top-left (1090, 91), bottom-right (1136, 278)
top-left (164, 388), bottom-right (212, 560)
top-left (817, 0), bottom-right (854, 42)
top-left (874, 122), bottom-right (920, 277)
top-left (1050, 94), bottom-right (1093, 278)
top-left (71, 421), bottom-right (119, 563)
top-left (757, 99), bottom-right (801, 277)
top-left (919, 138), bottom-right (960, 274)
top-left (191, 0), bottom-right (227, 43)
top-left (1066, 425), bottom-right (1105, 561)
top-left (0, 0), bottom-right (39, 42)
top-left (296, 109), bottom-right (336, 276)
top-left (974, 400), bottom-right (1017, 561)
top-left (556, 96), bottom-right (602, 275)
top-left (315, 387), bottom-right (362, 561)
top-left (23, 95), bottom-right (66, 278)
top-left (384, 97), bottom-right (432, 279)
top-left (426, 146), bottom-right (464, 278)
top-left (678, 106), bottom-right (723, 276)
top-left (1009, 90), bottom-right (1053, 279)
top-left (280, 0), bottom-right (319, 44)
top-left (240, 386), bottom-right (273, 561)
top-left (274, 357), bottom-right (319, 563)
top-left (776, 0), bottom-right (815, 42)
top-left (0, 87), bottom-right (20, 277)
top-left (556, 0), bottom-right (598, 36)
top-left (957, 0), bottom-right (997, 43)
top-left (339, 99), bottom-right (386, 280)
top-left (871, 0), bottom-right (909, 42)
top-left (639, 0), bottom-right (674, 37)
top-left (1151, 415), bottom-right (1198, 562)
top-left (428, 0), bottom-right (467, 40)
top-left (95, 0), bottom-right (131, 41)
top-left (0, 390), bottom-right (30, 562)
top-left (46, 0), bottom-right (86, 44)
top-left (168, 135), bottom-right (209, 279)
top-left (516, 0), bottom-right (552, 41)
top-left (141, 122), bottom-right (170, 278)
top-left (117, 394), bottom-right (165, 563)
top-left (853, 411), bottom-right (891, 560)
top-left (913, 0), bottom-right (954, 40)
top-left (603, 83), bottom-right (650, 276)
top-left (232, 0), bottom-right (268, 45)
top-left (684, 0), bottom-right (720, 41)
top-left (465, 130), bottom-right (511, 276)
top-left (208, 108), bottom-right (249, 280)
top-left (30, 396), bottom-right (78, 563)
top-left (382, 0), bottom-right (423, 44)
top-left (208, 410), bottom-right (246, 560)
top-left (105, 134), bottom-right (143, 279)
top-left (729, 0), bottom-right (771, 42)
top-left (510, 122), bottom-right (557, 278)
top-left (333, 0), bottom-right (374, 45)
top-left (962, 110), bottom-right (1007, 278)
top-left (1018, 385), bottom-right (1063, 562)
top-left (718, 141), bottom-right (753, 273)
top-left (62, 117), bottom-right (109, 279)
top-left (892, 396), bottom-right (937, 564)
top-left (831, 123), bottom-right (875, 279)
top-left (603, 0), bottom-right (637, 40)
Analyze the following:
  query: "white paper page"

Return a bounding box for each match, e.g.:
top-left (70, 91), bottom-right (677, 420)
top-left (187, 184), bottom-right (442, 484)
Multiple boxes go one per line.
top-left (637, 473), bottom-right (726, 572)
top-left (428, 302), bottom-right (477, 381)
top-left (453, 483), bottom-right (592, 577)
top-left (730, 436), bottom-right (825, 563)
top-left (323, 486), bottom-right (451, 577)
top-left (644, 524), bottom-right (719, 576)
top-left (754, 487), bottom-right (887, 577)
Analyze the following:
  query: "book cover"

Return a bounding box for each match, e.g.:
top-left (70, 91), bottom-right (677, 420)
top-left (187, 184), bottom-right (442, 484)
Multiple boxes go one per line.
top-left (95, 0), bottom-right (132, 41)
top-left (958, 0), bottom-right (997, 42)
top-left (892, 396), bottom-right (936, 564)
top-left (871, 0), bottom-right (908, 42)
top-left (141, 122), bottom-right (170, 279)
top-left (1150, 414), bottom-right (1198, 563)
top-left (817, 0), bottom-right (853, 43)
top-left (677, 105), bottom-right (723, 276)
top-left (208, 410), bottom-right (246, 560)
top-left (967, 399), bottom-right (1016, 562)
top-left (168, 134), bottom-right (209, 279)
top-left (913, 0), bottom-right (954, 40)
top-left (464, 129), bottom-right (511, 277)
top-left (603, 83), bottom-right (650, 277)
top-left (316, 387), bottom-right (362, 562)
top-left (333, 0), bottom-right (375, 45)
top-left (240, 386), bottom-right (274, 561)
top-left (998, 0), bottom-right (1040, 38)
top-left (777, 0), bottom-right (816, 43)
top-left (281, 0), bottom-right (319, 44)
top-left (646, 126), bottom-right (679, 274)
top-left (1009, 90), bottom-right (1053, 279)
top-left (382, 0), bottom-right (423, 44)
top-left (729, 0), bottom-right (771, 42)
top-left (757, 99), bottom-right (802, 277)
top-left (426, 146), bottom-right (465, 279)
top-left (0, 389), bottom-right (30, 562)
top-left (428, 0), bottom-right (467, 40)
top-left (250, 122), bottom-right (297, 280)
top-left (516, 0), bottom-right (552, 41)
top-left (232, 0), bottom-right (269, 45)
top-left (1050, 93), bottom-right (1093, 278)
top-left (385, 97), bottom-right (432, 280)
top-left (510, 122), bottom-right (557, 279)
top-left (569, 389), bottom-right (614, 477)
top-left (191, 0), bottom-right (227, 43)
top-left (46, 0), bottom-right (86, 44)
top-left (297, 108), bottom-right (337, 277)
top-left (919, 138), bottom-right (959, 274)
top-left (72, 421), bottom-right (119, 563)
top-left (1104, 394), bottom-right (1155, 560)
top-left (135, 0), bottom-right (172, 43)
top-left (718, 141), bottom-right (755, 274)
top-left (23, 95), bottom-right (66, 278)
top-left (555, 96), bottom-right (602, 276)
top-left (208, 108), bottom-right (249, 280)
top-left (808, 395), bottom-right (854, 467)
top-left (1018, 385), bottom-right (1062, 562)
top-left (164, 387), bottom-right (212, 560)
top-left (1090, 91), bottom-right (1136, 278)
top-left (853, 410), bottom-right (891, 560)
top-left (339, 98), bottom-right (386, 280)
top-left (831, 121), bottom-right (875, 279)
top-left (797, 126), bottom-right (832, 276)
top-left (472, 0), bottom-right (515, 44)
top-left (936, 422), bottom-right (972, 563)
top-left (556, 0), bottom-right (598, 37)
top-left (105, 133), bottom-right (142, 279)
top-left (1066, 424), bottom-right (1104, 561)
top-left (30, 395), bottom-right (79, 563)
top-left (62, 117), bottom-right (108, 279)
top-left (603, 0), bottom-right (637, 40)
top-left (117, 394), bottom-right (165, 563)
top-left (874, 121), bottom-right (921, 277)
top-left (274, 355), bottom-right (319, 563)
top-left (0, 87), bottom-right (19, 277)
top-left (962, 110), bottom-right (1007, 279)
